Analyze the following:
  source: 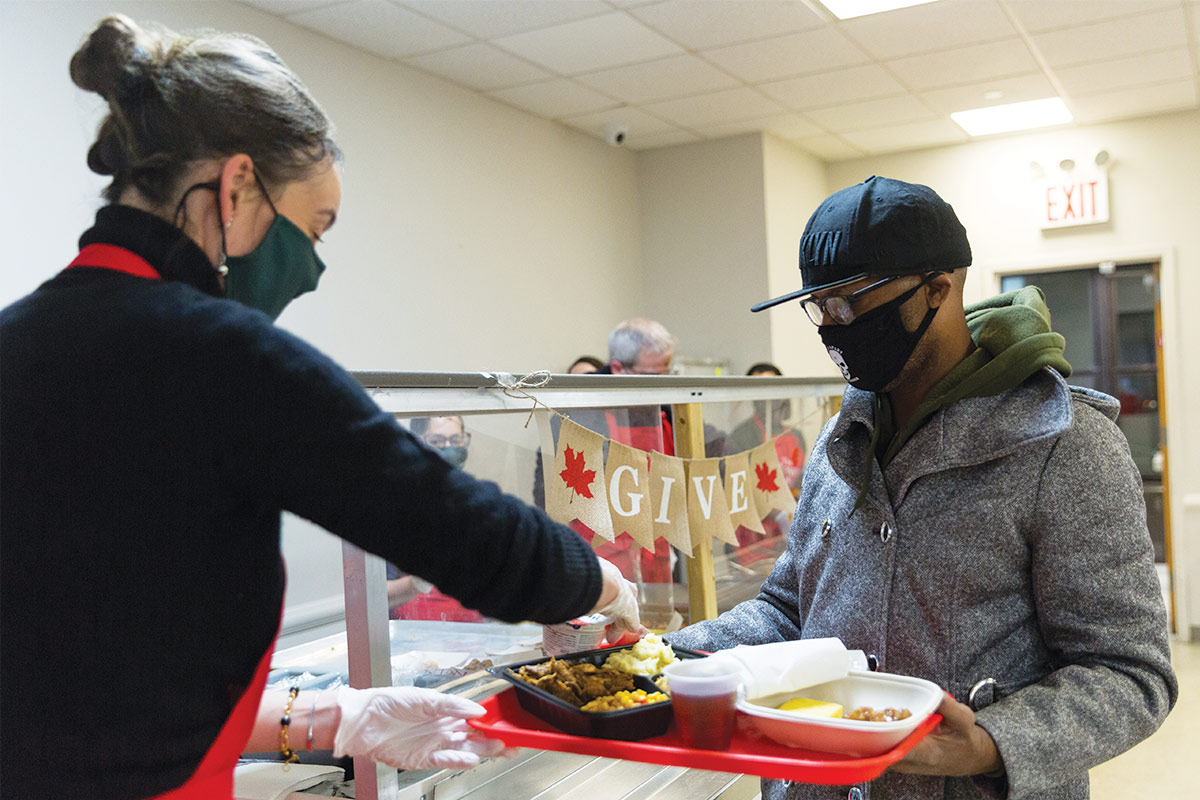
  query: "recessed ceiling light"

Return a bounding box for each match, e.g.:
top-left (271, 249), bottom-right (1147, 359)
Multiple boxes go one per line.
top-left (818, 0), bottom-right (941, 20)
top-left (951, 97), bottom-right (1072, 136)
top-left (983, 90), bottom-right (1004, 101)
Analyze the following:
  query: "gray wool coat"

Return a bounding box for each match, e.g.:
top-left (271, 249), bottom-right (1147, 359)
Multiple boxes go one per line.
top-left (668, 369), bottom-right (1176, 800)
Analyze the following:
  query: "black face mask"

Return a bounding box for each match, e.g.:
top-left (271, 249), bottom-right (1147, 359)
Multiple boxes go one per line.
top-left (819, 281), bottom-right (938, 393)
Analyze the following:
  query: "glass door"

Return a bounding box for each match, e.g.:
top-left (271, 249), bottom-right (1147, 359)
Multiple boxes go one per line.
top-left (999, 264), bottom-right (1168, 566)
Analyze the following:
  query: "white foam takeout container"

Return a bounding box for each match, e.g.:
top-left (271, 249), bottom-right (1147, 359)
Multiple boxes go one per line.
top-left (736, 670), bottom-right (943, 758)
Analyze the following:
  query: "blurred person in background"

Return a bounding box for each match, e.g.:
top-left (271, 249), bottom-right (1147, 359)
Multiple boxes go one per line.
top-left (387, 416), bottom-right (485, 623)
top-left (568, 355), bottom-right (604, 374)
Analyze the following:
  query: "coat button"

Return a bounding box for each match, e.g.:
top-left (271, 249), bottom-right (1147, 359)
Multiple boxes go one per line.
top-left (878, 523), bottom-right (893, 543)
top-left (848, 787), bottom-right (864, 800)
top-left (820, 520), bottom-right (833, 539)
top-left (866, 653), bottom-right (880, 671)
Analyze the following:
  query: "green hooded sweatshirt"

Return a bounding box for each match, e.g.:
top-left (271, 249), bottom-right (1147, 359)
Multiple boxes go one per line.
top-left (856, 286), bottom-right (1073, 512)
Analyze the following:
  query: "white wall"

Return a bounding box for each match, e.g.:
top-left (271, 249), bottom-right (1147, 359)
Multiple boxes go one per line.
top-left (0, 1), bottom-right (643, 632)
top-left (761, 133), bottom-right (837, 379)
top-left (636, 134), bottom-right (772, 374)
top-left (824, 110), bottom-right (1200, 637)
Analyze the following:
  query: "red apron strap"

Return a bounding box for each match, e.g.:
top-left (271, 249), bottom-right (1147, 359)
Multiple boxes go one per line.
top-left (149, 639), bottom-right (276, 800)
top-left (68, 243), bottom-right (161, 279)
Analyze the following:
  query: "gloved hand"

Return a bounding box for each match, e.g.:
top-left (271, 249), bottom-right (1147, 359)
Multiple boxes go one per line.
top-left (332, 686), bottom-right (510, 770)
top-left (592, 557), bottom-right (641, 634)
top-left (410, 575), bottom-right (434, 594)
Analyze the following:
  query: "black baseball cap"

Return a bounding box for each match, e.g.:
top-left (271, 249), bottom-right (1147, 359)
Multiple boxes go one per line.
top-left (752, 176), bottom-right (972, 312)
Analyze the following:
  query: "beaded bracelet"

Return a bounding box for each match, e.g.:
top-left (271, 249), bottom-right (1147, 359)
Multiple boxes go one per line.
top-left (280, 685), bottom-right (301, 765)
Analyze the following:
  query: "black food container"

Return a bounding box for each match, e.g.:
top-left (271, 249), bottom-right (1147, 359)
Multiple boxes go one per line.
top-left (490, 642), bottom-right (704, 740)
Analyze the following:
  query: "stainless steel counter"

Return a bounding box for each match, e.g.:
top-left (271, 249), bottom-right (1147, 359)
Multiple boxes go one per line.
top-left (396, 749), bottom-right (761, 800)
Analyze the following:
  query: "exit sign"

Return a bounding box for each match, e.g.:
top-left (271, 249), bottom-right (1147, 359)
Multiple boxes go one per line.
top-left (1037, 170), bottom-right (1110, 229)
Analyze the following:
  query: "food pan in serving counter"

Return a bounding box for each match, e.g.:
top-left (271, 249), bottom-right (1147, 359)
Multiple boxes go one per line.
top-left (489, 643), bottom-right (704, 741)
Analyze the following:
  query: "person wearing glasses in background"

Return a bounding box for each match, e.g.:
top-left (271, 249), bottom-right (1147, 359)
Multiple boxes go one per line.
top-left (387, 416), bottom-right (485, 623)
top-left (667, 177), bottom-right (1175, 800)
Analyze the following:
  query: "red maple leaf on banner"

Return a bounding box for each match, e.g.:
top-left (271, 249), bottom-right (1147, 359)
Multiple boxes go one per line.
top-left (560, 446), bottom-right (595, 501)
top-left (755, 461), bottom-right (780, 493)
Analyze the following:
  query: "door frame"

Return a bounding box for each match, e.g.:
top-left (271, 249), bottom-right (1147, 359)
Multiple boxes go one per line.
top-left (979, 242), bottom-right (1186, 636)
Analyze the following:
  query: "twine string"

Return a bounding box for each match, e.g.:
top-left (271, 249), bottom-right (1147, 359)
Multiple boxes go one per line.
top-left (487, 370), bottom-right (555, 427)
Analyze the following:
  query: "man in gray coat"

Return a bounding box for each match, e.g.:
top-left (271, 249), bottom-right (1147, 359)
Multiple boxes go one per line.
top-left (667, 177), bottom-right (1176, 799)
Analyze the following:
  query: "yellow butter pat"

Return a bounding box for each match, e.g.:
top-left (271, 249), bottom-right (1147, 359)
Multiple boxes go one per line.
top-left (777, 697), bottom-right (843, 718)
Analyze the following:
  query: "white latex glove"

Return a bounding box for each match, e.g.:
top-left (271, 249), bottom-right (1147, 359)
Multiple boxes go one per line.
top-left (332, 686), bottom-right (509, 770)
top-left (592, 557), bottom-right (641, 634)
top-left (410, 575), bottom-right (434, 594)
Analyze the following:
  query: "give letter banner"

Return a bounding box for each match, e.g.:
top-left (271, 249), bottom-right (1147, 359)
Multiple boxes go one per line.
top-left (605, 440), bottom-right (654, 550)
top-left (550, 417), bottom-right (614, 542)
top-left (649, 450), bottom-right (691, 556)
top-left (723, 451), bottom-right (765, 535)
top-left (686, 457), bottom-right (737, 546)
top-left (750, 439), bottom-right (796, 516)
top-left (543, 413), bottom-right (799, 556)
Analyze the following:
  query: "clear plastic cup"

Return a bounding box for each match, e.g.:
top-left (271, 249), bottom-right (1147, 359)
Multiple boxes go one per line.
top-left (663, 658), bottom-right (743, 750)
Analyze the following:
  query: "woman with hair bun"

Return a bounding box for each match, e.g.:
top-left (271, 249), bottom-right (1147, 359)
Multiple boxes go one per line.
top-left (0, 15), bottom-right (639, 800)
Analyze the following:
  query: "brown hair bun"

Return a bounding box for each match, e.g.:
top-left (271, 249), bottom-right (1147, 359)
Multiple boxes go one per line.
top-left (69, 14), bottom-right (148, 100)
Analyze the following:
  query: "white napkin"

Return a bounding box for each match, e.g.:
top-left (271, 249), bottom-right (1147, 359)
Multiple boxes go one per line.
top-left (707, 637), bottom-right (867, 699)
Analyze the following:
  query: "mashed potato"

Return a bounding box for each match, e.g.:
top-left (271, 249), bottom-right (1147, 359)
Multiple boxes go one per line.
top-left (603, 633), bottom-right (677, 676)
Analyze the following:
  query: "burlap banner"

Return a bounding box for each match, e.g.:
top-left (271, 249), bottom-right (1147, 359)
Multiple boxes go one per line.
top-left (605, 440), bottom-right (654, 551)
top-left (649, 450), bottom-right (691, 556)
top-left (542, 412), bottom-right (801, 556)
top-left (550, 417), bottom-right (614, 542)
top-left (723, 451), bottom-right (765, 535)
top-left (686, 457), bottom-right (737, 547)
top-left (750, 438), bottom-right (797, 516)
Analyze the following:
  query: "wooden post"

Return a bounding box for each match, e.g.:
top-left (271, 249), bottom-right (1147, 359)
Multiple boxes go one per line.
top-left (672, 402), bottom-right (717, 624)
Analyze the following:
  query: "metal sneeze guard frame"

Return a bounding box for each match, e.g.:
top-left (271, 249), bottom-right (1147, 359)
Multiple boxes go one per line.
top-left (342, 370), bottom-right (845, 799)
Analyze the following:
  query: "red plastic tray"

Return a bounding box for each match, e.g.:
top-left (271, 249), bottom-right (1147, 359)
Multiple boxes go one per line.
top-left (470, 687), bottom-right (941, 785)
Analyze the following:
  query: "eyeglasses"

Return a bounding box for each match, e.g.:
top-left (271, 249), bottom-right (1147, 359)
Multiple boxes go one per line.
top-left (424, 433), bottom-right (470, 448)
top-left (800, 273), bottom-right (940, 326)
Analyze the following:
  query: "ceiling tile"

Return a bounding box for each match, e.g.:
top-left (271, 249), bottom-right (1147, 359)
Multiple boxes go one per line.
top-left (697, 112), bottom-right (824, 140)
top-left (404, 43), bottom-right (553, 91)
top-left (239, 0), bottom-right (349, 15)
top-left (917, 73), bottom-right (1057, 113)
top-left (488, 78), bottom-right (619, 118)
top-left (803, 94), bottom-right (938, 133)
top-left (629, 0), bottom-right (825, 50)
top-left (398, 1), bottom-right (609, 39)
top-left (886, 38), bottom-right (1040, 91)
top-left (1004, 0), bottom-right (1178, 34)
top-left (1055, 49), bottom-right (1196, 98)
top-left (837, 0), bottom-right (1018, 60)
top-left (491, 12), bottom-right (683, 74)
top-left (840, 118), bottom-right (969, 154)
top-left (788, 134), bottom-right (867, 161)
top-left (1069, 78), bottom-right (1198, 124)
top-left (575, 54), bottom-right (740, 104)
top-left (1031, 7), bottom-right (1190, 68)
top-left (288, 0), bottom-right (471, 59)
top-left (641, 87), bottom-right (788, 128)
top-left (701, 28), bottom-right (870, 83)
top-left (560, 106), bottom-right (680, 139)
top-left (759, 64), bottom-right (906, 110)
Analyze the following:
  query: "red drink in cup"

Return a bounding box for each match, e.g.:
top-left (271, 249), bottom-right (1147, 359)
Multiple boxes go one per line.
top-left (663, 658), bottom-right (743, 750)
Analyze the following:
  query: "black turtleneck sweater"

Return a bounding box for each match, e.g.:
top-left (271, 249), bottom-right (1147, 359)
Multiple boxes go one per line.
top-left (0, 206), bottom-right (601, 799)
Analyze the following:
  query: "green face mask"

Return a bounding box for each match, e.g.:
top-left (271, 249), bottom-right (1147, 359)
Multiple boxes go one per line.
top-left (224, 210), bottom-right (326, 321)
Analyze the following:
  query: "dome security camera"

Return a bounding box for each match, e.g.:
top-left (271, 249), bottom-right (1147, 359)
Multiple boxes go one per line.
top-left (603, 121), bottom-right (629, 147)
